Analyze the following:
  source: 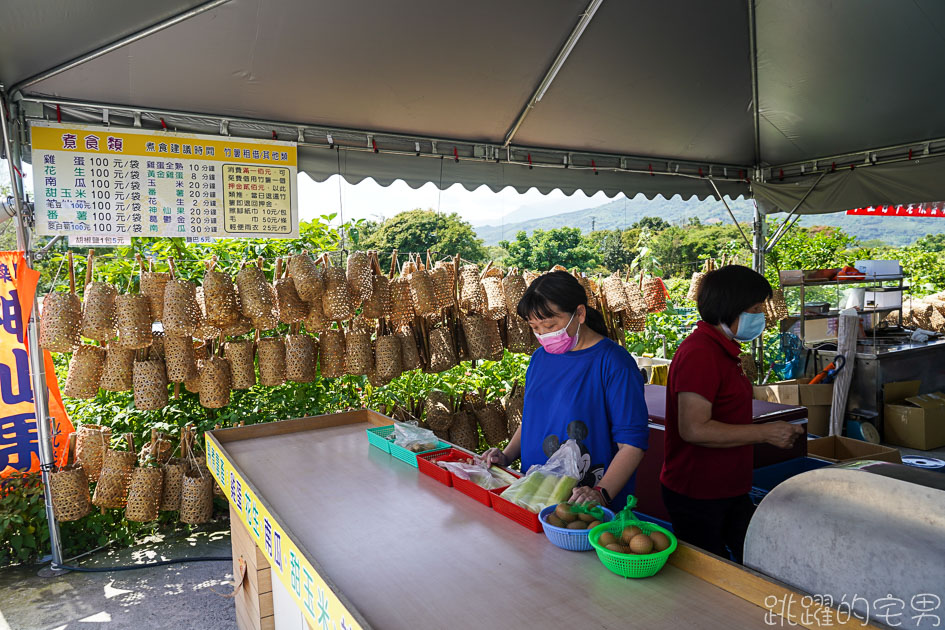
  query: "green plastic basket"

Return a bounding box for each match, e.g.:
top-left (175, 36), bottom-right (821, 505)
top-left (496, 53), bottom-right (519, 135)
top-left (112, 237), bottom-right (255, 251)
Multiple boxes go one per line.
top-left (366, 425), bottom-right (394, 454)
top-left (389, 438), bottom-right (452, 468)
top-left (588, 496), bottom-right (677, 578)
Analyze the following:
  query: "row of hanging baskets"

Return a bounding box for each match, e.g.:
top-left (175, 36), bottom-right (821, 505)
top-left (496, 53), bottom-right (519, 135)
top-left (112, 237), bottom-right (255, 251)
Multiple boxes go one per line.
top-left (44, 249), bottom-right (670, 409)
top-left (49, 424), bottom-right (214, 524)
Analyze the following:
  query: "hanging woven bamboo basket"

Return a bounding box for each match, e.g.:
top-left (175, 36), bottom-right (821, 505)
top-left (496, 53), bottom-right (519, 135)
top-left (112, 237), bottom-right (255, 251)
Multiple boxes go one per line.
top-left (98, 346), bottom-right (134, 392)
top-left (317, 328), bottom-right (344, 378)
top-left (502, 271), bottom-right (527, 315)
top-left (275, 277), bottom-right (308, 324)
top-left (428, 327), bottom-right (457, 373)
top-left (740, 352), bottom-right (758, 383)
top-left (624, 280), bottom-right (648, 317)
top-left (180, 468), bottom-right (214, 525)
top-left (50, 433), bottom-right (92, 522)
top-left (40, 253), bottom-right (82, 352)
top-left (63, 344), bottom-right (105, 399)
top-left (344, 329), bottom-right (373, 376)
top-left (287, 253), bottom-right (323, 302)
top-left (160, 457), bottom-right (187, 512)
top-left (523, 270), bottom-right (540, 287)
top-left (164, 335), bottom-right (198, 383)
top-left (235, 265), bottom-right (276, 321)
top-left (257, 337), bottom-right (286, 386)
top-left (408, 269), bottom-right (439, 317)
top-left (133, 358), bottom-right (168, 411)
top-left (140, 271), bottom-right (171, 323)
top-left (81, 282), bottom-right (117, 342)
top-left (486, 319), bottom-right (505, 361)
top-left (347, 251), bottom-right (374, 308)
top-left (126, 432), bottom-right (164, 523)
top-left (573, 273), bottom-right (599, 310)
top-left (150, 330), bottom-right (166, 358)
top-left (506, 314), bottom-right (533, 354)
top-left (75, 424), bottom-right (111, 482)
top-left (429, 265), bottom-right (454, 311)
top-left (481, 276), bottom-right (508, 320)
top-left (116, 294), bottom-right (153, 349)
top-left (461, 313), bottom-right (490, 361)
top-left (203, 270), bottom-right (240, 328)
top-left (374, 334), bottom-right (403, 382)
top-left (397, 327), bottom-right (422, 371)
top-left (504, 384), bottom-right (525, 437)
top-left (361, 273), bottom-right (391, 320)
top-left (323, 266), bottom-right (354, 321)
top-left (199, 355), bottom-right (232, 409)
top-left (304, 297), bottom-right (330, 333)
top-left (92, 434), bottom-right (135, 509)
top-left (643, 277), bottom-right (667, 313)
top-left (687, 259), bottom-right (713, 302)
top-left (285, 333), bottom-right (317, 382)
top-left (459, 264), bottom-right (485, 313)
top-left (623, 313), bottom-right (647, 333)
top-left (475, 399), bottom-right (509, 446)
top-left (425, 391), bottom-right (454, 433)
top-left (251, 283), bottom-right (281, 332)
top-left (448, 410), bottom-right (479, 451)
top-left (192, 287), bottom-right (221, 341)
top-left (602, 275), bottom-right (630, 313)
top-left (389, 277), bottom-right (415, 328)
top-left (225, 340), bottom-right (257, 390)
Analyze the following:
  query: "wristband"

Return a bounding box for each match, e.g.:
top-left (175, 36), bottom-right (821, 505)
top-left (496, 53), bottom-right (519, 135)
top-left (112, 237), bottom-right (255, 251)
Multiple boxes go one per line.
top-left (593, 485), bottom-right (611, 506)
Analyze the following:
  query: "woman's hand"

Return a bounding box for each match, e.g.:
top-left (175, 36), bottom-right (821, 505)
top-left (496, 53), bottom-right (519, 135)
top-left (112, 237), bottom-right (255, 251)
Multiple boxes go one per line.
top-left (762, 421), bottom-right (805, 449)
top-left (570, 486), bottom-right (604, 506)
top-left (480, 448), bottom-right (509, 468)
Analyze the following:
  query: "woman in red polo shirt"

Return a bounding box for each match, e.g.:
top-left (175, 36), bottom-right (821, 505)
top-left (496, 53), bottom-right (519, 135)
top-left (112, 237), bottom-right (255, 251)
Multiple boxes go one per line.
top-left (661, 265), bottom-right (803, 563)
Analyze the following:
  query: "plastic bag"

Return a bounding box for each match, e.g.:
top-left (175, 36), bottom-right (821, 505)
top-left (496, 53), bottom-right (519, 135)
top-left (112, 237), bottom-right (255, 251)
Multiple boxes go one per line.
top-left (392, 421), bottom-right (439, 453)
top-left (498, 439), bottom-right (582, 513)
top-left (439, 460), bottom-right (507, 490)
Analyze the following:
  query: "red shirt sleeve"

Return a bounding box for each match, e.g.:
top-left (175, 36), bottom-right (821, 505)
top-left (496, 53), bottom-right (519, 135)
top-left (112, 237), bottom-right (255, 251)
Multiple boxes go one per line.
top-left (671, 344), bottom-right (722, 403)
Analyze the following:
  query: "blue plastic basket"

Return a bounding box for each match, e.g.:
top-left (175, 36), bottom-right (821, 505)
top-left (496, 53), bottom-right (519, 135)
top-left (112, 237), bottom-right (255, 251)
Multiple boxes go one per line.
top-left (365, 425), bottom-right (394, 454)
top-left (539, 505), bottom-right (616, 551)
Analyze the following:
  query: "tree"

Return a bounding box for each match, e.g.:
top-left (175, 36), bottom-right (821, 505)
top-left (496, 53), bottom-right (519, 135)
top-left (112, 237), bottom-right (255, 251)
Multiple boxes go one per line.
top-left (596, 229), bottom-right (634, 272)
top-left (915, 232), bottom-right (945, 253)
top-left (634, 216), bottom-right (670, 232)
top-left (501, 227), bottom-right (597, 271)
top-left (362, 209), bottom-right (486, 269)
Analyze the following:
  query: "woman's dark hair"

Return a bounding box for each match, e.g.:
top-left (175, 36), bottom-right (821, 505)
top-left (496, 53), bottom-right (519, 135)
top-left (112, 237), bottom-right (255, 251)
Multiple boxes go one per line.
top-left (516, 271), bottom-right (609, 336)
top-left (697, 264), bottom-right (773, 326)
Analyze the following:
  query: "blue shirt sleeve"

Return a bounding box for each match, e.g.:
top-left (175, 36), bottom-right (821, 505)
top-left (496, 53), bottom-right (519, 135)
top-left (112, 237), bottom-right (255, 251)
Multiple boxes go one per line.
top-left (603, 348), bottom-right (650, 451)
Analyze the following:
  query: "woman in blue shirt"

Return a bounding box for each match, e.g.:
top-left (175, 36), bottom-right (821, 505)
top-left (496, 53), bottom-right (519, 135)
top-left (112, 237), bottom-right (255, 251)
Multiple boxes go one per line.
top-left (482, 271), bottom-right (649, 508)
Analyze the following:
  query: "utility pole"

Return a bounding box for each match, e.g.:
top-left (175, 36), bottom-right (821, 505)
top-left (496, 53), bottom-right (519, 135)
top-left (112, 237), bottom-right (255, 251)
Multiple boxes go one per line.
top-left (591, 217), bottom-right (596, 232)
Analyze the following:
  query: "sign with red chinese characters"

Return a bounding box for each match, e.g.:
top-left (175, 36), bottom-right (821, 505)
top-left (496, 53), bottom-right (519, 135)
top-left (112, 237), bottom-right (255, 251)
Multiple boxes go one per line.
top-left (846, 203), bottom-right (945, 217)
top-left (30, 121), bottom-right (299, 240)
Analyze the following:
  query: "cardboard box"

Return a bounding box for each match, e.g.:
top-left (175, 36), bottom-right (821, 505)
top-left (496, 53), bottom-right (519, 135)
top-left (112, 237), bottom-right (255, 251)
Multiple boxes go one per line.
top-left (754, 379), bottom-right (834, 435)
top-left (807, 435), bottom-right (902, 464)
top-left (884, 381), bottom-right (945, 450)
top-left (805, 406), bottom-right (831, 437)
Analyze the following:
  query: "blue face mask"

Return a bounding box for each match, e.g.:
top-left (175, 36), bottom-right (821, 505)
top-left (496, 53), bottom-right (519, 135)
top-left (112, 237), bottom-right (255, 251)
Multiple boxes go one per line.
top-left (724, 311), bottom-right (766, 343)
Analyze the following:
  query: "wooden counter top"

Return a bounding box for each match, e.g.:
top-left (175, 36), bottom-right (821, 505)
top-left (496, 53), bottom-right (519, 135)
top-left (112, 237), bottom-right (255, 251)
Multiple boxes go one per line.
top-left (218, 419), bottom-right (776, 629)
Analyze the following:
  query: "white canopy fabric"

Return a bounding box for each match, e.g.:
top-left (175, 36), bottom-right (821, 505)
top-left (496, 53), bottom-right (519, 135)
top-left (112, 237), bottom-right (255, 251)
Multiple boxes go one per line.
top-left (3, 0), bottom-right (945, 213)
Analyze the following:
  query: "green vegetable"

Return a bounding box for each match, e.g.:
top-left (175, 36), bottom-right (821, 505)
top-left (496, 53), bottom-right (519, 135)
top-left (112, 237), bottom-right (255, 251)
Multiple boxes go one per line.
top-left (500, 471), bottom-right (544, 505)
top-left (489, 466), bottom-right (519, 487)
top-left (526, 473), bottom-right (561, 513)
top-left (549, 475), bottom-right (578, 505)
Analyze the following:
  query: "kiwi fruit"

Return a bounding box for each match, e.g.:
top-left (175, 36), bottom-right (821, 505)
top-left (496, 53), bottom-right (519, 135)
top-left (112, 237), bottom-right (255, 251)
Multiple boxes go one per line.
top-left (566, 520), bottom-right (588, 530)
top-left (546, 513), bottom-right (566, 528)
top-left (577, 512), bottom-right (596, 523)
top-left (629, 533), bottom-right (654, 555)
top-left (649, 531), bottom-right (671, 552)
top-left (555, 503), bottom-right (578, 523)
top-left (599, 531), bottom-right (618, 547)
top-left (620, 525), bottom-right (643, 545)
top-left (587, 520), bottom-right (602, 529)
top-left (605, 543), bottom-right (629, 553)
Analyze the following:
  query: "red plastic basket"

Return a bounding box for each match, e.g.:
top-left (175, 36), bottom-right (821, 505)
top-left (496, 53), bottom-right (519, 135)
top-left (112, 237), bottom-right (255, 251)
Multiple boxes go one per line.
top-left (453, 476), bottom-right (507, 507)
top-left (416, 448), bottom-right (471, 487)
top-left (490, 489), bottom-right (543, 533)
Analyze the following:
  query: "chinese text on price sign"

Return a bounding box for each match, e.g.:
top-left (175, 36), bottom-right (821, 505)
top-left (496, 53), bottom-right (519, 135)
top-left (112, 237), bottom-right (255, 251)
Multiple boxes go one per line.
top-left (30, 122), bottom-right (299, 240)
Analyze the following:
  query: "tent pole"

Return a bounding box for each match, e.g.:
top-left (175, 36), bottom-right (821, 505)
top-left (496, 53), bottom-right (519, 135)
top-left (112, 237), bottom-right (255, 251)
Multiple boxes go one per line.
top-left (503, 0), bottom-right (603, 147)
top-left (748, 0), bottom-right (761, 165)
top-left (9, 0), bottom-right (232, 96)
top-left (708, 178), bottom-right (752, 250)
top-left (751, 201), bottom-right (766, 379)
top-left (763, 171), bottom-right (827, 252)
top-left (0, 91), bottom-right (64, 570)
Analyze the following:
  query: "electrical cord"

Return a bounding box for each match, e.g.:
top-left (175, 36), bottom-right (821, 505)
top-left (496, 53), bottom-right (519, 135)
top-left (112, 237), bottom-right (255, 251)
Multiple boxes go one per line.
top-left (53, 555), bottom-right (231, 572)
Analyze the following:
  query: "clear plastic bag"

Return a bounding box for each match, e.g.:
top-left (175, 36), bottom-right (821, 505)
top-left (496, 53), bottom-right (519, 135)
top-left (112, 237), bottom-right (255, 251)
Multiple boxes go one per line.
top-left (392, 421), bottom-right (439, 453)
top-left (498, 439), bottom-right (582, 513)
top-left (439, 460), bottom-right (507, 490)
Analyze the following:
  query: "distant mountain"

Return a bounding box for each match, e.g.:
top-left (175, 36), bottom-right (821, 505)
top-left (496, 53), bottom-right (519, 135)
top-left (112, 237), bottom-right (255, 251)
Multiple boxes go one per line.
top-left (475, 195), bottom-right (941, 247)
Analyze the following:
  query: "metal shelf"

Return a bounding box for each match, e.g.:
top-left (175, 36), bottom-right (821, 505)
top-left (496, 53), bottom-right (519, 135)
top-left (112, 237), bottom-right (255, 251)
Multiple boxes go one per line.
top-left (779, 272), bottom-right (904, 287)
top-left (787, 306), bottom-right (901, 321)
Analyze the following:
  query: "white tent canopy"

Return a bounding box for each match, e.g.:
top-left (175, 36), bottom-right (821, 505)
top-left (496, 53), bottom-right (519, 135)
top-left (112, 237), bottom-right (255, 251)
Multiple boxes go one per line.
top-left (3, 0), bottom-right (945, 213)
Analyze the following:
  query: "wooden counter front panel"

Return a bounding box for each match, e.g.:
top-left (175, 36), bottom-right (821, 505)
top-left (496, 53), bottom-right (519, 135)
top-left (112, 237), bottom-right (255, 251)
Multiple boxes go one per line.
top-left (221, 421), bottom-right (779, 630)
